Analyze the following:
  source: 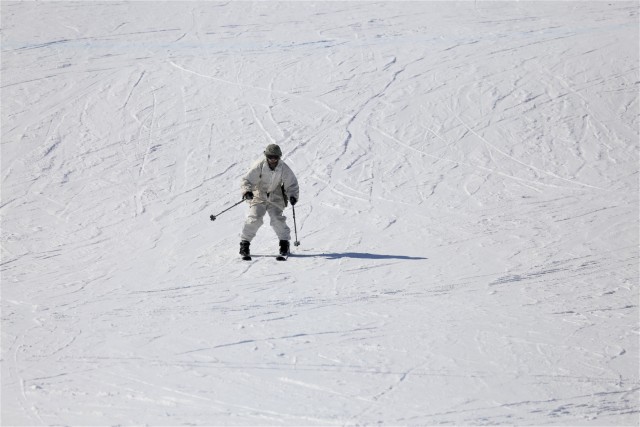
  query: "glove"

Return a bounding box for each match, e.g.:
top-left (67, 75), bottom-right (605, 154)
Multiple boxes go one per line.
top-left (289, 196), bottom-right (297, 206)
top-left (243, 191), bottom-right (254, 200)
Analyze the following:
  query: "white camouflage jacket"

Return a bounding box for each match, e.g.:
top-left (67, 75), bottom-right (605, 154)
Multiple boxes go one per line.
top-left (241, 158), bottom-right (299, 209)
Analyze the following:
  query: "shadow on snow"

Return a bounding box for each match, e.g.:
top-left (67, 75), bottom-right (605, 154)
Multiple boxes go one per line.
top-left (291, 252), bottom-right (427, 260)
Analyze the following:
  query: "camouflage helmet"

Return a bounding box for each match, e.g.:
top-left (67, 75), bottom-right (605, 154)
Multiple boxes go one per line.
top-left (264, 144), bottom-right (282, 158)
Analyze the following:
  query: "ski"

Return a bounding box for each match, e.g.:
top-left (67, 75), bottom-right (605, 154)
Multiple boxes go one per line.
top-left (239, 254), bottom-right (289, 261)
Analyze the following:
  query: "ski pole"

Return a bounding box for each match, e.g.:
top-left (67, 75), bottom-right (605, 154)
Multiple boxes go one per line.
top-left (292, 204), bottom-right (300, 246)
top-left (209, 199), bottom-right (245, 222)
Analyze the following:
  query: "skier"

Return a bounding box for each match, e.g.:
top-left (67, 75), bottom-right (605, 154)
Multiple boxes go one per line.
top-left (239, 144), bottom-right (299, 260)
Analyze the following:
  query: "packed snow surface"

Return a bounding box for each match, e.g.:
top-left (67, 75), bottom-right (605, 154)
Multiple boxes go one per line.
top-left (2, 1), bottom-right (639, 425)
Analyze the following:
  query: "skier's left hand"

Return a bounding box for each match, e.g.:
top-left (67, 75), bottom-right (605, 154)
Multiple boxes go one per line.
top-left (290, 196), bottom-right (297, 206)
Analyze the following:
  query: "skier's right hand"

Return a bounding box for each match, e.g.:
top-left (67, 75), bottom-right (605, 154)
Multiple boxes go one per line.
top-left (243, 191), bottom-right (254, 200)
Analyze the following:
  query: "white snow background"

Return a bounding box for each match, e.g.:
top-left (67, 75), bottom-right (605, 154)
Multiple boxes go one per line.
top-left (1, 1), bottom-right (639, 425)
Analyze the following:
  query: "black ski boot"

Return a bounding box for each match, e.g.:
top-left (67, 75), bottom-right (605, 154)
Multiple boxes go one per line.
top-left (277, 240), bottom-right (290, 260)
top-left (240, 240), bottom-right (251, 261)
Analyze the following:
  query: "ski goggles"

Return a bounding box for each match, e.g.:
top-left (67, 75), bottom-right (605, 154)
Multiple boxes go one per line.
top-left (266, 155), bottom-right (280, 160)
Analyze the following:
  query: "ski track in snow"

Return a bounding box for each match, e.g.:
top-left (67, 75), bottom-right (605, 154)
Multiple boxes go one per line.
top-left (2, 2), bottom-right (639, 426)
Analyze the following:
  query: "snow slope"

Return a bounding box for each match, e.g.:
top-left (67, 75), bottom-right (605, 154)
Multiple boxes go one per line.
top-left (2, 1), bottom-right (639, 425)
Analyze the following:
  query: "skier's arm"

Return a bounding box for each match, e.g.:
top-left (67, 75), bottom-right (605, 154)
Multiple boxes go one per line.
top-left (283, 166), bottom-right (299, 201)
top-left (241, 162), bottom-right (262, 195)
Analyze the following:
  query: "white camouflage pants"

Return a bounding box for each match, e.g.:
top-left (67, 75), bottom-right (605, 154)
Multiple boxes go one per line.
top-left (240, 202), bottom-right (291, 242)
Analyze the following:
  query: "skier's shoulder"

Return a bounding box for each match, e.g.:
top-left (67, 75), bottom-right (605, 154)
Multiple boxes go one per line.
top-left (279, 160), bottom-right (295, 175)
top-left (248, 157), bottom-right (267, 172)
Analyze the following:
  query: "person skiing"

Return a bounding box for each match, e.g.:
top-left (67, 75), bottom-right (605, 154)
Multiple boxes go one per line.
top-left (239, 144), bottom-right (299, 259)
